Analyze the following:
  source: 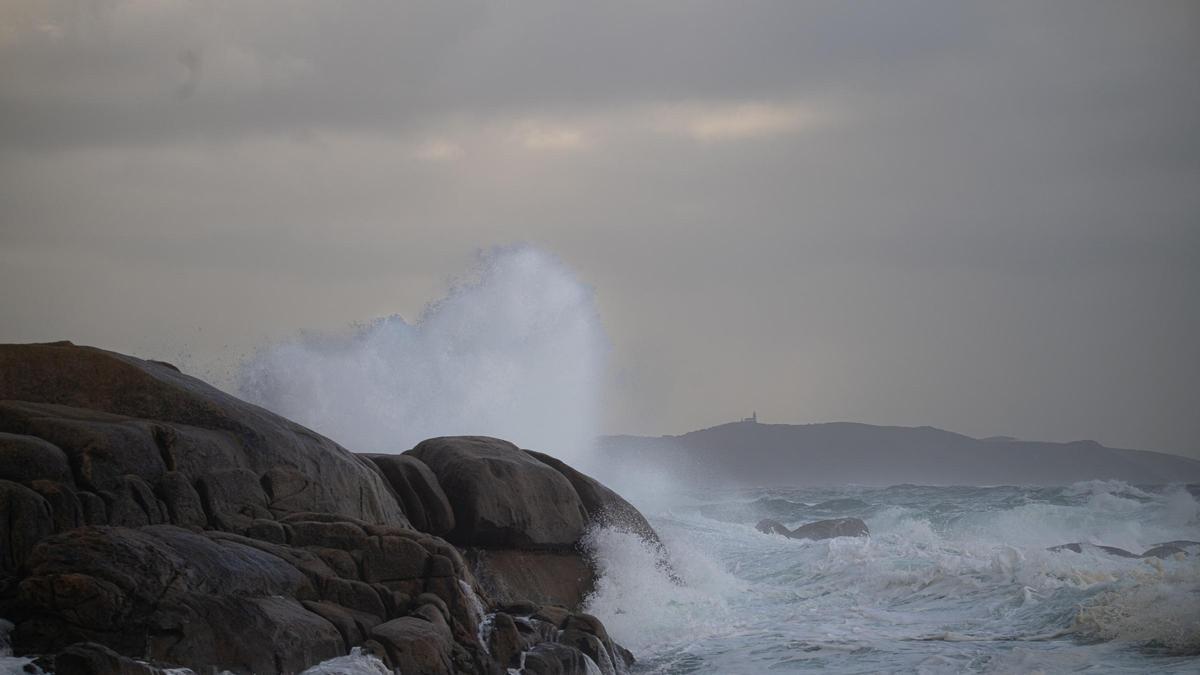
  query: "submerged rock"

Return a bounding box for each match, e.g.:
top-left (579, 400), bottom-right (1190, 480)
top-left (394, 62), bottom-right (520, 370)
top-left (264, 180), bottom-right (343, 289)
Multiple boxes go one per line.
top-left (1047, 542), bottom-right (1140, 558)
top-left (755, 518), bottom-right (792, 536)
top-left (0, 341), bottom-right (647, 675)
top-left (1140, 544), bottom-right (1187, 559)
top-left (1149, 539), bottom-right (1200, 553)
top-left (789, 517), bottom-right (870, 540)
top-left (755, 517), bottom-right (870, 540)
top-left (407, 436), bottom-right (588, 549)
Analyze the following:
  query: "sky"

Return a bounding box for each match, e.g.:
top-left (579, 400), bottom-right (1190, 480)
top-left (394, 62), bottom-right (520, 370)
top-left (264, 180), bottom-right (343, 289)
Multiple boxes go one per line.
top-left (1, 1), bottom-right (1198, 458)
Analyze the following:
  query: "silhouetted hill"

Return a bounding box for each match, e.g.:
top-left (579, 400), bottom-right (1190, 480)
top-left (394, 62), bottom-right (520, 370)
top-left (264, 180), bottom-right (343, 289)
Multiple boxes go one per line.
top-left (600, 421), bottom-right (1200, 486)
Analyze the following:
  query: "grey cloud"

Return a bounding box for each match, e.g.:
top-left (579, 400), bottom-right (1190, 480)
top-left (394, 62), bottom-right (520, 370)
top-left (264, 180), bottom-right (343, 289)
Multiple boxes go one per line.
top-left (1, 0), bottom-right (1197, 457)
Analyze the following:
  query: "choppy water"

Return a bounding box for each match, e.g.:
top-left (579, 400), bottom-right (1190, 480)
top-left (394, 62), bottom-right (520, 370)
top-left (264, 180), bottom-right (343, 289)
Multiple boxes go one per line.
top-left (584, 480), bottom-right (1200, 674)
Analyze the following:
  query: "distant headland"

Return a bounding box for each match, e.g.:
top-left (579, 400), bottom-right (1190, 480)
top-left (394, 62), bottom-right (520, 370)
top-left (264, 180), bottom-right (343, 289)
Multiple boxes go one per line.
top-left (602, 417), bottom-right (1200, 487)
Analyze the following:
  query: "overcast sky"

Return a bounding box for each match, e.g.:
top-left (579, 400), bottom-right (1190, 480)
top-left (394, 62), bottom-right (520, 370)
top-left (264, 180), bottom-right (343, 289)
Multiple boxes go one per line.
top-left (2, 1), bottom-right (1198, 457)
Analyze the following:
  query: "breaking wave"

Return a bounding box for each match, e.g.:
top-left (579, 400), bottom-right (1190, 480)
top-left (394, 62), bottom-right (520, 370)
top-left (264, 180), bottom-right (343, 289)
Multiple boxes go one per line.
top-left (583, 481), bottom-right (1200, 673)
top-left (238, 245), bottom-right (606, 467)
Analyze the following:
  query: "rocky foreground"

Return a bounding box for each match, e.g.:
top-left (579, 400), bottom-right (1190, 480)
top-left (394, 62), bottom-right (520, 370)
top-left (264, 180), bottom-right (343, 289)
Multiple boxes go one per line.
top-left (0, 342), bottom-right (663, 675)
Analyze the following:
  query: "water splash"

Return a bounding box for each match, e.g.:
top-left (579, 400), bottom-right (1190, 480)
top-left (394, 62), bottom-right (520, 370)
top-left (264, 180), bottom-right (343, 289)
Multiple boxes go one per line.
top-left (584, 481), bottom-right (1200, 672)
top-left (238, 245), bottom-right (607, 467)
top-left (298, 647), bottom-right (391, 675)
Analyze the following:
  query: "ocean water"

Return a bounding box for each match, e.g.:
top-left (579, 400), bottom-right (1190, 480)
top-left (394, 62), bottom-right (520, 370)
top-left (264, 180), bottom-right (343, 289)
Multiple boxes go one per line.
top-left (584, 480), bottom-right (1200, 674)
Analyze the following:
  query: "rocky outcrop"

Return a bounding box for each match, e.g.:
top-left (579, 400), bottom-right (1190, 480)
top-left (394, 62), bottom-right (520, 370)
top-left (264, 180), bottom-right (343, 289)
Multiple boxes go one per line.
top-left (361, 453), bottom-right (455, 536)
top-left (0, 342), bottom-right (649, 675)
top-left (524, 450), bottom-right (658, 544)
top-left (465, 549), bottom-right (595, 609)
top-left (755, 517), bottom-right (870, 540)
top-left (1048, 541), bottom-right (1198, 559)
top-left (407, 436), bottom-right (589, 549)
top-left (0, 343), bottom-right (402, 525)
top-left (405, 437), bottom-right (676, 609)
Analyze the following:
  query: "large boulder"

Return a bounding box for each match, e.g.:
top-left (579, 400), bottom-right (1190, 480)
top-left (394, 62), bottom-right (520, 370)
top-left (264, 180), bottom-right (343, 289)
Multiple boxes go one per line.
top-left (0, 432), bottom-right (74, 486)
top-left (13, 525), bottom-right (345, 671)
top-left (406, 437), bottom-right (587, 549)
top-left (525, 450), bottom-right (659, 544)
top-left (0, 479), bottom-right (54, 573)
top-left (368, 616), bottom-right (454, 675)
top-left (0, 342), bottom-right (404, 525)
top-left (466, 550), bottom-right (595, 609)
top-left (361, 454), bottom-right (455, 536)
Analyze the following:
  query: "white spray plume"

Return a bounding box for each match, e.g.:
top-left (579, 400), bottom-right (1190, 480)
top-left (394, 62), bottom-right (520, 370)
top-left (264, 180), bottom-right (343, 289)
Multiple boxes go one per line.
top-left (238, 244), bottom-right (607, 467)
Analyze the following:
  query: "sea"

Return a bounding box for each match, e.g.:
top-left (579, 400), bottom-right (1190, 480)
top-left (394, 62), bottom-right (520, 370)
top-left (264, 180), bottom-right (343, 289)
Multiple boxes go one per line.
top-left (584, 480), bottom-right (1200, 674)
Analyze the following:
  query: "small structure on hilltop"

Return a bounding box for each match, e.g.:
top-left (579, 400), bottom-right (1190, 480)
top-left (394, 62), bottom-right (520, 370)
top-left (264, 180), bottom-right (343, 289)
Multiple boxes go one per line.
top-left (741, 411), bottom-right (758, 424)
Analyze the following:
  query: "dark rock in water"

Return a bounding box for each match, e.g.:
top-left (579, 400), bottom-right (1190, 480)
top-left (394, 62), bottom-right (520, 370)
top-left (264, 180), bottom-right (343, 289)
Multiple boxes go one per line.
top-left (407, 436), bottom-right (587, 549)
top-left (361, 453), bottom-right (455, 536)
top-left (1149, 539), bottom-right (1200, 552)
top-left (53, 641), bottom-right (168, 675)
top-left (0, 342), bottom-right (648, 674)
top-left (755, 518), bottom-right (792, 536)
top-left (1140, 544), bottom-right (1186, 559)
top-left (1047, 542), bottom-right (1084, 554)
top-left (1047, 543), bottom-right (1140, 558)
top-left (489, 612), bottom-right (524, 668)
top-left (789, 517), bottom-right (870, 540)
top-left (754, 517), bottom-right (870, 540)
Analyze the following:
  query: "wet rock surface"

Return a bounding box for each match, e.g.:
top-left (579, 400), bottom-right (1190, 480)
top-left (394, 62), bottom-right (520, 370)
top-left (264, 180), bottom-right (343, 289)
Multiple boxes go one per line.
top-left (0, 342), bottom-right (644, 675)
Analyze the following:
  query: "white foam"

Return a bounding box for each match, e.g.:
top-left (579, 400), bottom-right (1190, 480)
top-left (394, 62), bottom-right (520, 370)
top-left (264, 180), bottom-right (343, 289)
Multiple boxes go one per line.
top-left (238, 244), bottom-right (607, 467)
top-left (298, 647), bottom-right (392, 675)
top-left (581, 524), bottom-right (743, 655)
top-left (588, 482), bottom-right (1200, 671)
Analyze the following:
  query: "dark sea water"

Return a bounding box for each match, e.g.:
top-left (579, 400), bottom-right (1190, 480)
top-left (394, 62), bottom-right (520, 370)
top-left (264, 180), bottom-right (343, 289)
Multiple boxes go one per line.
top-left (584, 481), bottom-right (1200, 674)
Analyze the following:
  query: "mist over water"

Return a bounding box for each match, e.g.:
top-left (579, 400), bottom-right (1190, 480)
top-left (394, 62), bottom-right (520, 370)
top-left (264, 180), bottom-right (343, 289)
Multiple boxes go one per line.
top-left (238, 245), bottom-right (606, 466)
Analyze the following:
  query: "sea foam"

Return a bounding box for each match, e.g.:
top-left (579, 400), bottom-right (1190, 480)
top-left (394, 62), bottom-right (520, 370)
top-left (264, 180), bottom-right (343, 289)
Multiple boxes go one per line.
top-left (238, 244), bottom-right (606, 468)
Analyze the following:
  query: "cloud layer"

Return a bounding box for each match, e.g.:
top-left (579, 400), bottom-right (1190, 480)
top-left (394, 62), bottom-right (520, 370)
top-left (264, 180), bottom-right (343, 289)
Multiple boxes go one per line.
top-left (1, 1), bottom-right (1197, 457)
